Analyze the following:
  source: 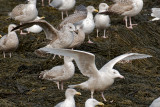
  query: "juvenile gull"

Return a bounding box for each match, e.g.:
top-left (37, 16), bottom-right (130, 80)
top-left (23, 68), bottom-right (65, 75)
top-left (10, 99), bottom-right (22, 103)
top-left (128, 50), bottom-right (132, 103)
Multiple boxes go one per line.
top-left (55, 88), bottom-right (81, 107)
top-left (24, 16), bottom-right (45, 33)
top-left (151, 8), bottom-right (160, 21)
top-left (49, 0), bottom-right (76, 20)
top-left (85, 98), bottom-right (104, 107)
top-left (39, 48), bottom-right (152, 101)
top-left (150, 97), bottom-right (160, 107)
top-left (9, 0), bottom-right (38, 34)
top-left (39, 56), bottom-right (74, 90)
top-left (94, 3), bottom-right (111, 38)
top-left (41, 0), bottom-right (51, 6)
top-left (100, 0), bottom-right (143, 29)
top-left (0, 24), bottom-right (19, 58)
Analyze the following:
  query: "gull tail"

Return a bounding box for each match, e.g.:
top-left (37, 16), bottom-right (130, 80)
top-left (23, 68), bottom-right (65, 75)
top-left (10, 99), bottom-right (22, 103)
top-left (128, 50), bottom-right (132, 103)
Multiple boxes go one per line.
top-left (39, 70), bottom-right (48, 79)
top-left (68, 84), bottom-right (79, 89)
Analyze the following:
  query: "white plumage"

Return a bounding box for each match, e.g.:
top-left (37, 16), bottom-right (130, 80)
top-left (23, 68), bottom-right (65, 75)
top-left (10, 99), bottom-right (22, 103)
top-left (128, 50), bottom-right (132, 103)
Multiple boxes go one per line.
top-left (151, 8), bottom-right (160, 21)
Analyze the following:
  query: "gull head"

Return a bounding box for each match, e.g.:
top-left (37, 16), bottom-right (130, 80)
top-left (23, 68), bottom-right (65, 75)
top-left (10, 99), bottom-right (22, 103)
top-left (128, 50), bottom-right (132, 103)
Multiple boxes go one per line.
top-left (65, 88), bottom-right (81, 98)
top-left (87, 6), bottom-right (98, 13)
top-left (85, 98), bottom-right (104, 107)
top-left (9, 24), bottom-right (17, 33)
top-left (111, 69), bottom-right (124, 79)
top-left (99, 3), bottom-right (109, 12)
top-left (65, 23), bottom-right (76, 32)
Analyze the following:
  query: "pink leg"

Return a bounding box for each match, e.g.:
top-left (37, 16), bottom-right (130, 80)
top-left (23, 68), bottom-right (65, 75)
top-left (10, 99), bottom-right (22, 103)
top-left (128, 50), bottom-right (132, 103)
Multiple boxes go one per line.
top-left (48, 0), bottom-right (51, 4)
top-left (96, 29), bottom-right (99, 37)
top-left (61, 12), bottom-right (64, 20)
top-left (124, 16), bottom-right (128, 28)
top-left (3, 52), bottom-right (5, 58)
top-left (56, 82), bottom-right (60, 90)
top-left (61, 82), bottom-right (63, 90)
top-left (101, 92), bottom-right (107, 101)
top-left (87, 35), bottom-right (93, 43)
top-left (102, 29), bottom-right (108, 38)
top-left (66, 11), bottom-right (68, 17)
top-left (9, 53), bottom-right (12, 58)
top-left (126, 17), bottom-right (133, 29)
top-left (91, 90), bottom-right (94, 98)
top-left (42, 0), bottom-right (44, 6)
top-left (20, 23), bottom-right (27, 35)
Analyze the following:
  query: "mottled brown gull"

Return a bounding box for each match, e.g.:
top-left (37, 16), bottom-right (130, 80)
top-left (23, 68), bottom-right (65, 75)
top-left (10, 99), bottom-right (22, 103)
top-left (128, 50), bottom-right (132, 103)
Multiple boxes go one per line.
top-left (0, 24), bottom-right (19, 58)
top-left (39, 48), bottom-right (152, 101)
top-left (9, 0), bottom-right (38, 34)
top-left (100, 0), bottom-right (143, 29)
top-left (151, 8), bottom-right (160, 21)
top-left (150, 97), bottom-right (160, 107)
top-left (49, 0), bottom-right (76, 20)
top-left (94, 3), bottom-right (111, 38)
top-left (55, 88), bottom-right (81, 107)
top-left (39, 56), bottom-right (74, 90)
top-left (85, 98), bottom-right (104, 107)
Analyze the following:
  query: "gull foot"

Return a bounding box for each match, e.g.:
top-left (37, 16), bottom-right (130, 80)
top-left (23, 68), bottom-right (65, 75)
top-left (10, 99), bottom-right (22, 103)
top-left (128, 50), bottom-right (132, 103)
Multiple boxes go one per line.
top-left (87, 40), bottom-right (93, 43)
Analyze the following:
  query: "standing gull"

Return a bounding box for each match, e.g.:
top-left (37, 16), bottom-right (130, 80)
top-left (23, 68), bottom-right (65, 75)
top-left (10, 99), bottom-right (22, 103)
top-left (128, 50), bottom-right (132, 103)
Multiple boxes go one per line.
top-left (9, 0), bottom-right (38, 34)
top-left (55, 88), bottom-right (81, 107)
top-left (94, 3), bottom-right (111, 38)
top-left (151, 8), bottom-right (160, 21)
top-left (85, 98), bottom-right (104, 107)
top-left (100, 0), bottom-right (143, 29)
top-left (39, 56), bottom-right (74, 90)
top-left (49, 0), bottom-right (76, 20)
top-left (39, 48), bottom-right (152, 101)
top-left (41, 0), bottom-right (51, 6)
top-left (0, 24), bottom-right (19, 58)
top-left (150, 97), bottom-right (160, 107)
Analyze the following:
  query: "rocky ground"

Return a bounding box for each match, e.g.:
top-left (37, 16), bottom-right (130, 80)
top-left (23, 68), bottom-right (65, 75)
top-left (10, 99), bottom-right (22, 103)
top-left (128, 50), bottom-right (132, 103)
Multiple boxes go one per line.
top-left (0, 0), bottom-right (160, 107)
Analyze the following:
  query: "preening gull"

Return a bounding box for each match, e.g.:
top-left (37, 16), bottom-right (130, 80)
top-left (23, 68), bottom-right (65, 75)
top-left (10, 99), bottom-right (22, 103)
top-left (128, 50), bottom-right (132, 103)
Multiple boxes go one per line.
top-left (151, 8), bottom-right (160, 21)
top-left (24, 16), bottom-right (45, 33)
top-left (85, 98), bottom-right (104, 107)
top-left (94, 3), bottom-right (111, 38)
top-left (39, 48), bottom-right (152, 101)
top-left (11, 20), bottom-right (76, 55)
top-left (49, 0), bottom-right (76, 20)
top-left (0, 24), bottom-right (19, 58)
top-left (39, 56), bottom-right (74, 90)
top-left (9, 0), bottom-right (38, 34)
top-left (41, 0), bottom-right (51, 6)
top-left (100, 0), bottom-right (143, 29)
top-left (55, 88), bottom-right (81, 107)
top-left (150, 97), bottom-right (160, 107)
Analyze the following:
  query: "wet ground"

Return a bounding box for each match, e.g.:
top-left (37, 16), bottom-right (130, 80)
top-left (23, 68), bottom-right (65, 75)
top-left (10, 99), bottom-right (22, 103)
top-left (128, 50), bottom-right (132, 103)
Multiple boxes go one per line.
top-left (0, 0), bottom-right (160, 106)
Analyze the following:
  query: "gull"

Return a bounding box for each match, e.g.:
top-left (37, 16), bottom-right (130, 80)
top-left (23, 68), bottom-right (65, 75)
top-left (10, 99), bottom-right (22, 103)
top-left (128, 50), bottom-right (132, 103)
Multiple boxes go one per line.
top-left (39, 56), bottom-right (74, 90)
top-left (49, 0), bottom-right (76, 20)
top-left (41, 0), bottom-right (51, 6)
top-left (85, 98), bottom-right (104, 107)
top-left (150, 97), bottom-right (160, 107)
top-left (59, 6), bottom-right (98, 43)
top-left (9, 0), bottom-right (38, 34)
top-left (100, 0), bottom-right (143, 29)
top-left (0, 24), bottom-right (19, 58)
top-left (24, 16), bottom-right (45, 34)
top-left (94, 3), bottom-right (111, 38)
top-left (39, 48), bottom-right (152, 101)
top-left (55, 88), bottom-right (81, 107)
top-left (151, 8), bottom-right (160, 21)
top-left (11, 20), bottom-right (76, 55)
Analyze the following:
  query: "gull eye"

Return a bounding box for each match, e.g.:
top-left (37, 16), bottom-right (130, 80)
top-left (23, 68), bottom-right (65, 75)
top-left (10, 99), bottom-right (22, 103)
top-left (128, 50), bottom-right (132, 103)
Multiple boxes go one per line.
top-left (113, 72), bottom-right (116, 74)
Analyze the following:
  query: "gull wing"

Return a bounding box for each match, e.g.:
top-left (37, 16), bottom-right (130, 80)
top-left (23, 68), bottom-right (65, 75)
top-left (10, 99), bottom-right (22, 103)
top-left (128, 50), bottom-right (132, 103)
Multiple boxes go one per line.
top-left (99, 53), bottom-right (152, 72)
top-left (49, 0), bottom-right (62, 8)
top-left (11, 20), bottom-right (59, 40)
top-left (39, 48), bottom-right (99, 77)
top-left (151, 8), bottom-right (160, 18)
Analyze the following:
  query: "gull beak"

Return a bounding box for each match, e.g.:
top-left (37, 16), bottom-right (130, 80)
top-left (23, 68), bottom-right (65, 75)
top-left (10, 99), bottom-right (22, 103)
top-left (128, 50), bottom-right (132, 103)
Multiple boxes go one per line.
top-left (94, 9), bottom-right (99, 13)
top-left (98, 102), bottom-right (104, 106)
top-left (0, 35), bottom-right (2, 38)
top-left (119, 75), bottom-right (125, 79)
top-left (76, 92), bottom-right (81, 95)
top-left (40, 16), bottom-right (45, 20)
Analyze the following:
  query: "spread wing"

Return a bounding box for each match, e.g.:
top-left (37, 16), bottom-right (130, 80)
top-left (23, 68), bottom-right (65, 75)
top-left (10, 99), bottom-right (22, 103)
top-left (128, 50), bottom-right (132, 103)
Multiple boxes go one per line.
top-left (11, 20), bottom-right (59, 40)
top-left (49, 0), bottom-right (62, 8)
top-left (151, 8), bottom-right (160, 18)
top-left (39, 48), bottom-right (99, 77)
top-left (99, 53), bottom-right (152, 72)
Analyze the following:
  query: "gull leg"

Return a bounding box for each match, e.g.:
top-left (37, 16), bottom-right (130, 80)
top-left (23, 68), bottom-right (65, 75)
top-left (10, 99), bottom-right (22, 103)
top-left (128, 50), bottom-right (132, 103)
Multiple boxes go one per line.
top-left (61, 12), bottom-right (64, 20)
top-left (96, 29), bottom-right (99, 37)
top-left (66, 11), bottom-right (68, 17)
top-left (87, 35), bottom-right (93, 43)
top-left (53, 54), bottom-right (56, 59)
top-left (102, 29), bottom-right (107, 38)
top-left (3, 52), bottom-right (5, 58)
top-left (130, 17), bottom-right (137, 26)
top-left (124, 16), bottom-right (128, 28)
top-left (20, 23), bottom-right (27, 35)
top-left (126, 17), bottom-right (133, 29)
top-left (61, 82), bottom-right (64, 90)
top-left (56, 82), bottom-right (60, 90)
top-left (9, 53), bottom-right (12, 58)
top-left (101, 92), bottom-right (107, 101)
top-left (91, 90), bottom-right (94, 98)
top-left (48, 0), bottom-right (51, 4)
top-left (42, 0), bottom-right (44, 6)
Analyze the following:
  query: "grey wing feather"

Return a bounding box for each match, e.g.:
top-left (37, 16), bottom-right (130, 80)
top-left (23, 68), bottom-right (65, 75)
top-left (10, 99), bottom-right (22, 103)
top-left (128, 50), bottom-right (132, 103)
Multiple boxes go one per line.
top-left (12, 20), bottom-right (59, 40)
top-left (99, 53), bottom-right (152, 72)
top-left (50, 0), bottom-right (62, 8)
top-left (74, 4), bottom-right (87, 13)
top-left (151, 8), bottom-right (160, 18)
top-left (39, 48), bottom-right (99, 77)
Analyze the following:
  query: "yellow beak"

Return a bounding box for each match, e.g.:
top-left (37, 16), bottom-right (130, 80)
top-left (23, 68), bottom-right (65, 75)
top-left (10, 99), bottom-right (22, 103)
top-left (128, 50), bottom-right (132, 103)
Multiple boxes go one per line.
top-left (76, 92), bottom-right (81, 95)
top-left (0, 35), bottom-right (2, 38)
top-left (40, 16), bottom-right (45, 19)
top-left (94, 9), bottom-right (99, 12)
top-left (98, 102), bottom-right (104, 106)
